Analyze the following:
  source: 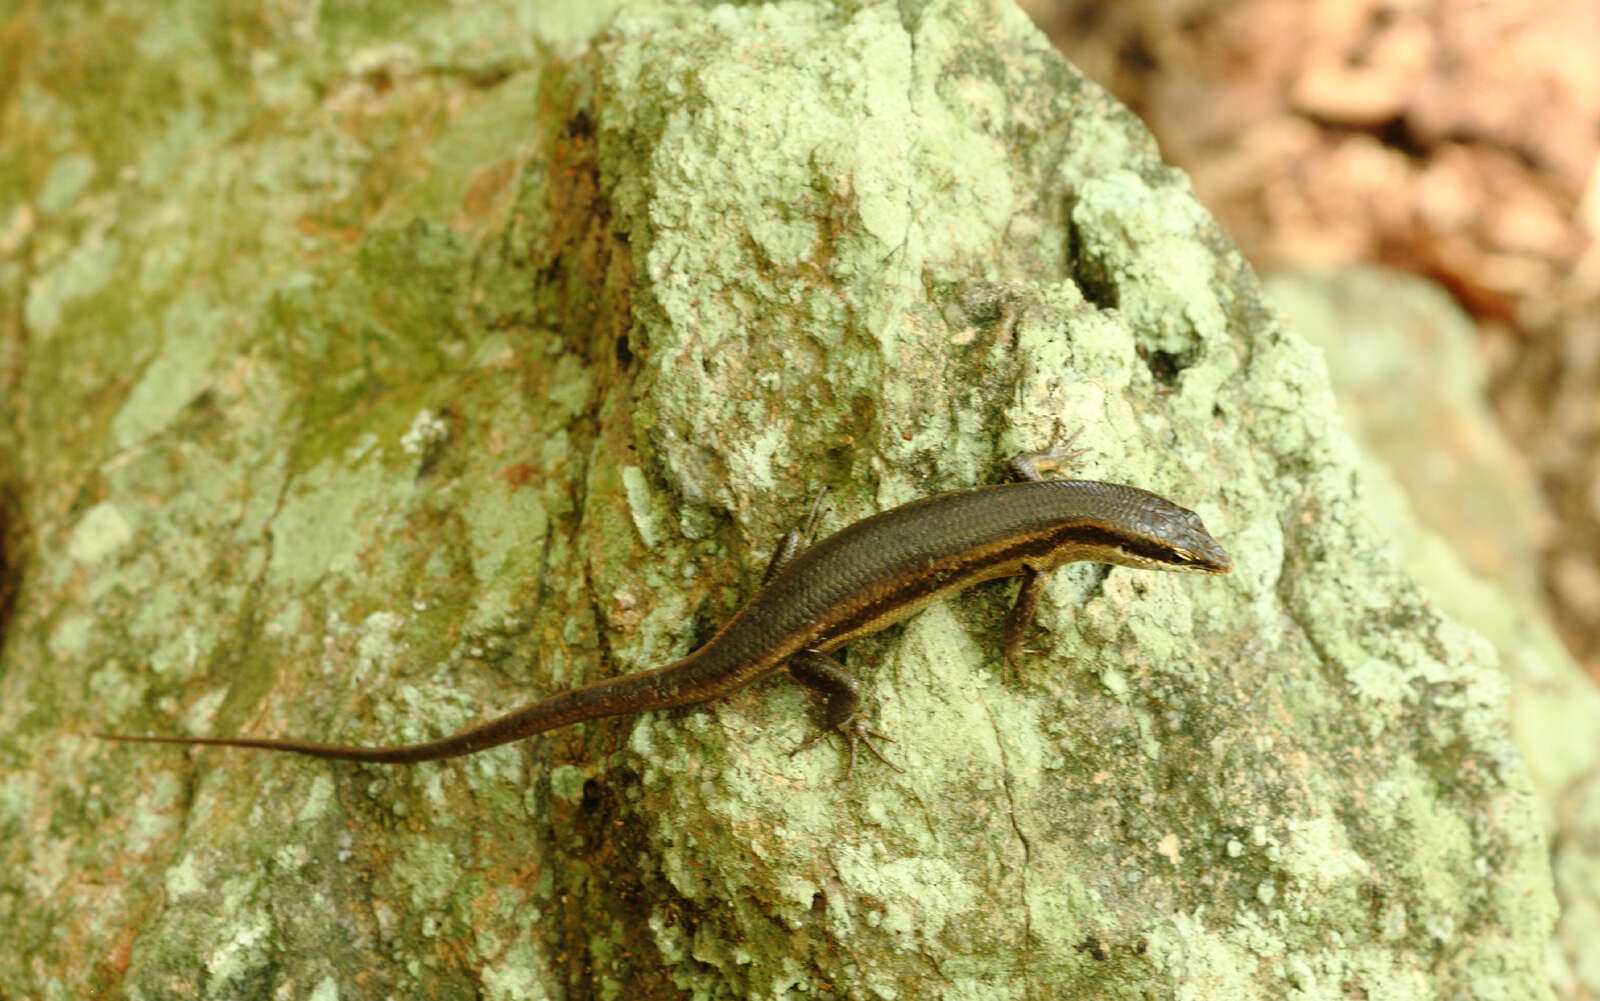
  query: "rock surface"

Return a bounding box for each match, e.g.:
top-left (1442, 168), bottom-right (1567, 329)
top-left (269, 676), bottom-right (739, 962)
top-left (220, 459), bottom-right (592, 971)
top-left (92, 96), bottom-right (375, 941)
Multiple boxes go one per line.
top-left (0, 2), bottom-right (1558, 998)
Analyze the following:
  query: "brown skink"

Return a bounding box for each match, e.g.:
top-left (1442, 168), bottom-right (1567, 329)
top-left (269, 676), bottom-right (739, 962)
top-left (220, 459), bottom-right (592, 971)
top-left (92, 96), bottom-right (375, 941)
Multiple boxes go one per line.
top-left (98, 443), bottom-right (1233, 769)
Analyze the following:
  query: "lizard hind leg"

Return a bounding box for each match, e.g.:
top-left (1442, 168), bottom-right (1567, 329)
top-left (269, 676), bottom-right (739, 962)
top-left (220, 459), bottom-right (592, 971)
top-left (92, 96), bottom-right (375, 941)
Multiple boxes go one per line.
top-left (786, 649), bottom-right (902, 776)
top-left (760, 487), bottom-right (831, 584)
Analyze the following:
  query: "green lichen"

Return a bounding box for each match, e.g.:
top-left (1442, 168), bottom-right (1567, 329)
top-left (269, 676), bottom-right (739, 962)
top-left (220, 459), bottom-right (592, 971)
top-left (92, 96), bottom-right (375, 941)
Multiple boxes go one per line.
top-left (0, 0), bottom-right (1564, 998)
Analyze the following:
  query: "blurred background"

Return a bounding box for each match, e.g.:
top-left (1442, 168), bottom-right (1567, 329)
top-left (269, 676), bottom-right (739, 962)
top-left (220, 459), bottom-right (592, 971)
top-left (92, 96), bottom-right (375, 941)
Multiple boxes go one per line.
top-left (1020, 0), bottom-right (1600, 687)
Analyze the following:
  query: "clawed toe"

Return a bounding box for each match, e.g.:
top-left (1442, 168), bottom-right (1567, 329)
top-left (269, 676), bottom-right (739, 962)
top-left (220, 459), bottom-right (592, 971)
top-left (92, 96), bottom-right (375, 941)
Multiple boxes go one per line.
top-left (790, 715), bottom-right (902, 776)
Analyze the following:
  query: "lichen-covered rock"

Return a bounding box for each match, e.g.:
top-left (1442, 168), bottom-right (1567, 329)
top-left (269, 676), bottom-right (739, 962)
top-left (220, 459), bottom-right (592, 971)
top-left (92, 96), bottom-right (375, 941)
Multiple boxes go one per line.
top-left (1267, 266), bottom-right (1600, 999)
top-left (0, 2), bottom-right (1557, 999)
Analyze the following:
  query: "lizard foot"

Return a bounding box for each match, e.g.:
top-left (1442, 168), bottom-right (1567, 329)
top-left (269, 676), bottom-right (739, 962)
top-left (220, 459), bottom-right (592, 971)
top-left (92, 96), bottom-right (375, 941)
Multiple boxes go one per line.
top-left (790, 715), bottom-right (903, 777)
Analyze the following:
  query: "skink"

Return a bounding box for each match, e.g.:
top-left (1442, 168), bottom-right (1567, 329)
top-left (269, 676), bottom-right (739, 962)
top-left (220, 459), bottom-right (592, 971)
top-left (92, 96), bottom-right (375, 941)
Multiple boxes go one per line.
top-left (98, 442), bottom-right (1233, 768)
